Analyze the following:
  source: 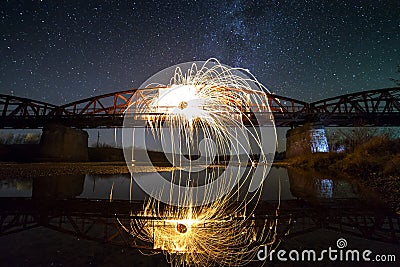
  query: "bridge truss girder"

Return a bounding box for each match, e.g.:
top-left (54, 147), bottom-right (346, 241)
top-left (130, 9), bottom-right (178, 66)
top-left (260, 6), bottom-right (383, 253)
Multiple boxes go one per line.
top-left (309, 87), bottom-right (400, 126)
top-left (0, 87), bottom-right (399, 128)
top-left (0, 95), bottom-right (59, 128)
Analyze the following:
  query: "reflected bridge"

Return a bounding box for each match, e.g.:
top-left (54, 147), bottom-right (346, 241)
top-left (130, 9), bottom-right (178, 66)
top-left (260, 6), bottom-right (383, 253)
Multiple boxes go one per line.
top-left (0, 197), bottom-right (399, 250)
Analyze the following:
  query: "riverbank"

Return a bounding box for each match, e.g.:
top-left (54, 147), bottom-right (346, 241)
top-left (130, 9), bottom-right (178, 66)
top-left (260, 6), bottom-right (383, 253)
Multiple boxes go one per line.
top-left (283, 136), bottom-right (400, 213)
top-left (282, 157), bottom-right (400, 213)
top-left (0, 162), bottom-right (181, 178)
top-left (0, 160), bottom-right (288, 178)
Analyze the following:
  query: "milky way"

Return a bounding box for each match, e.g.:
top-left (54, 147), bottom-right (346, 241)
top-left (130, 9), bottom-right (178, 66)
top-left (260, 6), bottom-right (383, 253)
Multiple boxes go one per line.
top-left (1, 0), bottom-right (399, 105)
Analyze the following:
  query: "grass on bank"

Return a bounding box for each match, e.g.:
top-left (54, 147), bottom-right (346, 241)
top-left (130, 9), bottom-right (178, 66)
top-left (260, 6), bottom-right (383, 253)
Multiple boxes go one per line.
top-left (288, 136), bottom-right (400, 177)
top-left (287, 136), bottom-right (400, 213)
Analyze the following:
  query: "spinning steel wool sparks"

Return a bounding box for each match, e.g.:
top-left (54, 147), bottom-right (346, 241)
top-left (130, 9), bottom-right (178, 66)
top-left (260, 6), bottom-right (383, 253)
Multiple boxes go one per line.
top-left (118, 59), bottom-right (279, 266)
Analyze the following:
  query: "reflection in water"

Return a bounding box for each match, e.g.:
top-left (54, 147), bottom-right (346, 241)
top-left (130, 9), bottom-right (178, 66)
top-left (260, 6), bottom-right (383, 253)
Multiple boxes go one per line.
top-left (32, 175), bottom-right (85, 198)
top-left (320, 179), bottom-right (333, 198)
top-left (287, 168), bottom-right (361, 199)
top-left (261, 167), bottom-right (294, 200)
top-left (0, 171), bottom-right (284, 265)
top-left (1, 168), bottom-right (397, 266)
top-left (113, 165), bottom-right (282, 266)
top-left (117, 198), bottom-right (281, 266)
top-left (80, 174), bottom-right (139, 200)
top-left (1, 195), bottom-right (398, 265)
top-left (0, 177), bottom-right (32, 197)
top-left (0, 167), bottom-right (366, 201)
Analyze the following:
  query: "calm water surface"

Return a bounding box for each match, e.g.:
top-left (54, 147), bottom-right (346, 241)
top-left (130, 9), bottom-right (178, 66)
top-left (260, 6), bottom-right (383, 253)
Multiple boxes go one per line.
top-left (0, 167), bottom-right (365, 201)
top-left (0, 167), bottom-right (398, 267)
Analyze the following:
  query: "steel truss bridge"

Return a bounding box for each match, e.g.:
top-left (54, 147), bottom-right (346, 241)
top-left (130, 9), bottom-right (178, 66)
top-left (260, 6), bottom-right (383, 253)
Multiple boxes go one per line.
top-left (1, 87), bottom-right (400, 128)
top-left (0, 198), bottom-right (399, 249)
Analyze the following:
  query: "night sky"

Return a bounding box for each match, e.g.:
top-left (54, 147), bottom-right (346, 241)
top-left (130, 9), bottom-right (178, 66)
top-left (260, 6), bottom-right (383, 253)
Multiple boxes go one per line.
top-left (1, 0), bottom-right (399, 105)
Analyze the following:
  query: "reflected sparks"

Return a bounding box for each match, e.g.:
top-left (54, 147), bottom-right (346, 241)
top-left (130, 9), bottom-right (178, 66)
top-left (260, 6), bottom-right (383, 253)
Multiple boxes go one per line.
top-left (118, 198), bottom-right (281, 267)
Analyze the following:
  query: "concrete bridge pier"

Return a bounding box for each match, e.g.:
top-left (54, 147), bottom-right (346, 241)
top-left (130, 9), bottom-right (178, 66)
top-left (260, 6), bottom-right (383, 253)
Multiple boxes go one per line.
top-left (286, 123), bottom-right (329, 158)
top-left (39, 123), bottom-right (88, 162)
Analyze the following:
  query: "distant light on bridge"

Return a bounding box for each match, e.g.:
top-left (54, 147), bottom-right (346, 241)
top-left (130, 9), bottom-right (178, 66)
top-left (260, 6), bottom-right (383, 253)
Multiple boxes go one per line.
top-left (310, 128), bottom-right (329, 153)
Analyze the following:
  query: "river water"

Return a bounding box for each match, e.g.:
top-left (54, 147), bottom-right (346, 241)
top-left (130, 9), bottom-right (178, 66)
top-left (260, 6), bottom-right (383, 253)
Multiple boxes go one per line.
top-left (0, 167), bottom-right (365, 200)
top-left (0, 167), bottom-right (398, 267)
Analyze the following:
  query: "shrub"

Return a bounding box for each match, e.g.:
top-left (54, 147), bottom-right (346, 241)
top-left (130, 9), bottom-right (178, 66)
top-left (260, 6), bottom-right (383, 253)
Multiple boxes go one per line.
top-left (383, 153), bottom-right (400, 176)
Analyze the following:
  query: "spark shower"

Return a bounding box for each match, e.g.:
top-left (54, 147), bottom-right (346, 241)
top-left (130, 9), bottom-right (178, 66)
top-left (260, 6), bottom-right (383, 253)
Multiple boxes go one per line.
top-left (118, 59), bottom-right (279, 266)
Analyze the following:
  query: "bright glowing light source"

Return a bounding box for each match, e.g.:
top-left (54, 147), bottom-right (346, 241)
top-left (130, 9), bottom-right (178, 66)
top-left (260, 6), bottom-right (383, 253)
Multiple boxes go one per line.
top-left (152, 84), bottom-right (210, 123)
top-left (155, 84), bottom-right (197, 111)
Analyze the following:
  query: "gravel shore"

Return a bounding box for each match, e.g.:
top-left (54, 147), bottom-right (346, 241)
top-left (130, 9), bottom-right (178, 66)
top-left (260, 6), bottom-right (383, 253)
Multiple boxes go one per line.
top-left (0, 162), bottom-right (178, 178)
